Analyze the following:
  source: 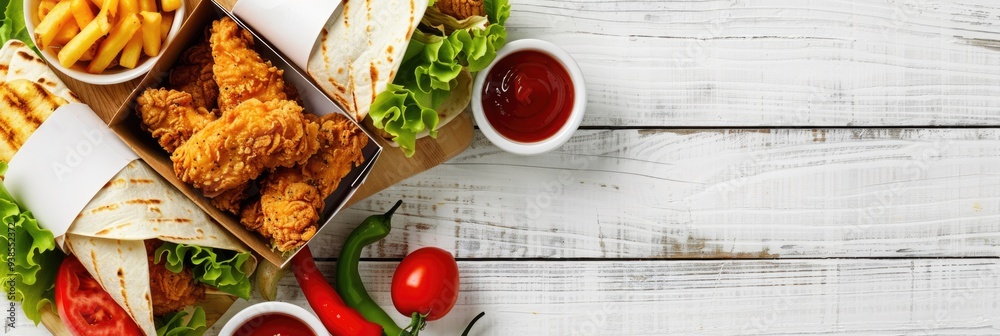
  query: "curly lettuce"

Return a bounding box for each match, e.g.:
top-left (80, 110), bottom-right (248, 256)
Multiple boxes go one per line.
top-left (0, 162), bottom-right (65, 324)
top-left (449, 23), bottom-right (507, 72)
top-left (486, 0), bottom-right (511, 26)
top-left (370, 0), bottom-right (510, 156)
top-left (371, 84), bottom-right (441, 156)
top-left (156, 306), bottom-right (208, 336)
top-left (154, 242), bottom-right (253, 300)
top-left (0, 0), bottom-right (39, 54)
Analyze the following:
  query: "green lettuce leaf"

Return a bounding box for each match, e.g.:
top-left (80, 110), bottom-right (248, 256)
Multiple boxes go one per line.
top-left (156, 306), bottom-right (208, 336)
top-left (1, 0), bottom-right (7, 24)
top-left (154, 242), bottom-right (253, 300)
top-left (370, 84), bottom-right (441, 157)
top-left (449, 23), bottom-right (507, 72)
top-left (485, 0), bottom-right (511, 26)
top-left (370, 1), bottom-right (510, 156)
top-left (409, 35), bottom-right (463, 94)
top-left (1, 0), bottom-right (39, 54)
top-left (0, 162), bottom-right (65, 324)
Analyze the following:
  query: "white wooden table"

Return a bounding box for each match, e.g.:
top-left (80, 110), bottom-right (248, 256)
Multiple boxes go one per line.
top-left (10, 0), bottom-right (1000, 334)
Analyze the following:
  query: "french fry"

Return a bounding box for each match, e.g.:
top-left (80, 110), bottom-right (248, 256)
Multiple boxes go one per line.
top-left (89, 0), bottom-right (102, 9)
top-left (87, 14), bottom-right (141, 73)
top-left (119, 32), bottom-right (143, 68)
top-left (138, 0), bottom-right (156, 12)
top-left (161, 0), bottom-right (180, 12)
top-left (52, 22), bottom-right (80, 46)
top-left (101, 0), bottom-right (119, 17)
top-left (118, 0), bottom-right (138, 17)
top-left (37, 1), bottom-right (56, 22)
top-left (58, 13), bottom-right (111, 68)
top-left (139, 12), bottom-right (161, 56)
top-left (71, 0), bottom-right (96, 29)
top-left (159, 11), bottom-right (173, 40)
top-left (34, 1), bottom-right (73, 49)
top-left (78, 37), bottom-right (101, 61)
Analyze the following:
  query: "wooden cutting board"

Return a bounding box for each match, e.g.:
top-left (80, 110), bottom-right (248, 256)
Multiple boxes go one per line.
top-left (40, 0), bottom-right (473, 333)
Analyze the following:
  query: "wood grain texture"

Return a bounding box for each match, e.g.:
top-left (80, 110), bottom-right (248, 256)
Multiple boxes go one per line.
top-left (194, 259), bottom-right (999, 335)
top-left (306, 128), bottom-right (1000, 259)
top-left (14, 259), bottom-right (1000, 335)
top-left (510, 0), bottom-right (1000, 126)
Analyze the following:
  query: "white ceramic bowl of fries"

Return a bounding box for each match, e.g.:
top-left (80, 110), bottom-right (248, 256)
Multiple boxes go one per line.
top-left (24, 0), bottom-right (185, 85)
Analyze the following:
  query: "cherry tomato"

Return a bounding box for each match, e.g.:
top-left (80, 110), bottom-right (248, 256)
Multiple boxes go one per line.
top-left (390, 247), bottom-right (459, 321)
top-left (56, 256), bottom-right (143, 336)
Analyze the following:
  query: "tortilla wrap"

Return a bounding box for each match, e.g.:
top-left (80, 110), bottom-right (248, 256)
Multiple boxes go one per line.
top-left (0, 40), bottom-right (255, 336)
top-left (307, 0), bottom-right (429, 122)
top-left (0, 40), bottom-right (79, 103)
top-left (64, 160), bottom-right (255, 336)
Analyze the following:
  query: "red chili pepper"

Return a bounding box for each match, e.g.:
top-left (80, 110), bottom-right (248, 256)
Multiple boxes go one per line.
top-left (292, 246), bottom-right (383, 336)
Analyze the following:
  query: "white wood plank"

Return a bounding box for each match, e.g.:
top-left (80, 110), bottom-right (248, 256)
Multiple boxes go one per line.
top-left (215, 259), bottom-right (997, 335)
top-left (12, 259), bottom-right (1000, 335)
top-left (308, 129), bottom-right (1000, 259)
top-left (510, 0), bottom-right (1000, 126)
top-left (6, 259), bottom-right (1000, 336)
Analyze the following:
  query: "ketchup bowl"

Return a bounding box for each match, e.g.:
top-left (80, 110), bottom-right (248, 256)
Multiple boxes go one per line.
top-left (472, 39), bottom-right (587, 155)
top-left (218, 302), bottom-right (328, 336)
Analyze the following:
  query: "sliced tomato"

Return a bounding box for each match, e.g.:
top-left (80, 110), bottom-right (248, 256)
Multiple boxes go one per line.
top-left (56, 256), bottom-right (143, 336)
top-left (390, 247), bottom-right (460, 321)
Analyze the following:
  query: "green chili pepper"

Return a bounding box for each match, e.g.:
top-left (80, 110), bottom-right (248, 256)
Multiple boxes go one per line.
top-left (337, 200), bottom-right (406, 336)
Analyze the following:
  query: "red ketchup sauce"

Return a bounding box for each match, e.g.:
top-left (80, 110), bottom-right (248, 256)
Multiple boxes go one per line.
top-left (234, 313), bottom-right (315, 336)
top-left (481, 50), bottom-right (575, 143)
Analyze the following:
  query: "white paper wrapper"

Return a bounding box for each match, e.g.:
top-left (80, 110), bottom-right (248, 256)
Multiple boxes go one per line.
top-left (5, 104), bottom-right (138, 237)
top-left (231, 0), bottom-right (340, 70)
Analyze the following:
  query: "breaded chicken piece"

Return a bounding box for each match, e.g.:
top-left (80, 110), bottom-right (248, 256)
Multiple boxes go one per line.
top-left (209, 17), bottom-right (288, 112)
top-left (240, 113), bottom-right (368, 251)
top-left (171, 98), bottom-right (320, 197)
top-left (210, 181), bottom-right (252, 214)
top-left (136, 88), bottom-right (217, 153)
top-left (435, 0), bottom-right (484, 19)
top-left (145, 240), bottom-right (205, 316)
top-left (169, 41), bottom-right (218, 112)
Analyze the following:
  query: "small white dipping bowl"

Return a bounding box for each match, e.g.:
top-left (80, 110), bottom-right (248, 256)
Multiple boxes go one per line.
top-left (218, 302), bottom-right (328, 336)
top-left (24, 0), bottom-right (185, 85)
top-left (472, 38), bottom-right (586, 155)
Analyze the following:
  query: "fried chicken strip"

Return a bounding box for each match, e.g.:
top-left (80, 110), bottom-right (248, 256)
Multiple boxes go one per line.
top-left (145, 240), bottom-right (205, 316)
top-left (136, 88), bottom-right (217, 153)
top-left (209, 17), bottom-right (288, 112)
top-left (171, 98), bottom-right (320, 197)
top-left (241, 113), bottom-right (368, 251)
top-left (210, 181), bottom-right (252, 214)
top-left (168, 41), bottom-right (218, 111)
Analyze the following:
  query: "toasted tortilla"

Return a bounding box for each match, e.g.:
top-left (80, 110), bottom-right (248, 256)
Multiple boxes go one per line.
top-left (307, 0), bottom-right (429, 122)
top-left (0, 40), bottom-right (255, 336)
top-left (0, 80), bottom-right (67, 161)
top-left (0, 40), bottom-right (79, 103)
top-left (65, 161), bottom-right (255, 336)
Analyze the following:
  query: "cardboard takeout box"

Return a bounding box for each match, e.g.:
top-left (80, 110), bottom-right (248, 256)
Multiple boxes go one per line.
top-left (109, 0), bottom-right (382, 267)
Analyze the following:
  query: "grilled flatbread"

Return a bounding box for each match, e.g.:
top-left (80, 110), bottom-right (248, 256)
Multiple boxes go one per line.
top-left (64, 160), bottom-right (255, 336)
top-left (307, 0), bottom-right (429, 122)
top-left (0, 40), bottom-right (78, 103)
top-left (0, 79), bottom-right (67, 162)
